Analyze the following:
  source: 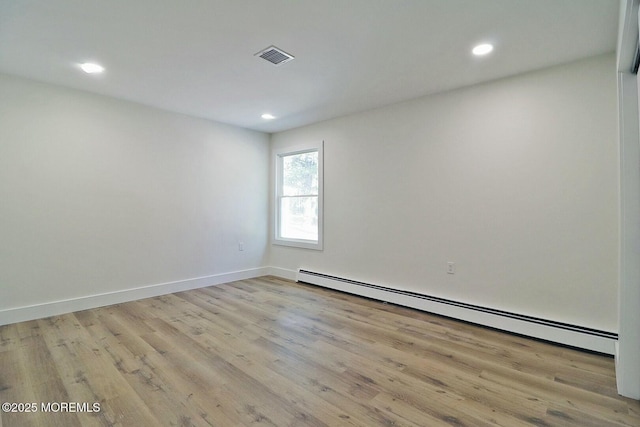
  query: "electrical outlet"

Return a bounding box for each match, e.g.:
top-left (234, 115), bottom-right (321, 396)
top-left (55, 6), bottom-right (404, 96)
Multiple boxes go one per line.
top-left (447, 262), bottom-right (455, 274)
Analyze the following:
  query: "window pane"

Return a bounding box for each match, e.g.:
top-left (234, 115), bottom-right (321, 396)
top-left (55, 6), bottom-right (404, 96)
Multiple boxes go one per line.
top-left (280, 196), bottom-right (318, 241)
top-left (282, 151), bottom-right (318, 196)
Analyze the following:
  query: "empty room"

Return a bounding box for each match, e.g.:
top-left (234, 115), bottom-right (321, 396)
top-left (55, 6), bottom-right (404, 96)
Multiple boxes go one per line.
top-left (1, 1), bottom-right (639, 426)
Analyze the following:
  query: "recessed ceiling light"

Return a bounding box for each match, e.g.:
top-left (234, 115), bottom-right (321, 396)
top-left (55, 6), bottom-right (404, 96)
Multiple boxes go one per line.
top-left (79, 62), bottom-right (105, 74)
top-left (261, 113), bottom-right (276, 120)
top-left (472, 43), bottom-right (494, 56)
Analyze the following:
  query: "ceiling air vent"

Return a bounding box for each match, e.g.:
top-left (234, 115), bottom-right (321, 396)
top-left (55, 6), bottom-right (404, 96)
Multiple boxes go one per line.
top-left (255, 45), bottom-right (295, 66)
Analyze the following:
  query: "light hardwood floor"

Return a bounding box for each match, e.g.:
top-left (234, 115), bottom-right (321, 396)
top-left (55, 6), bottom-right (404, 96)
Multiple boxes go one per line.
top-left (0, 276), bottom-right (638, 427)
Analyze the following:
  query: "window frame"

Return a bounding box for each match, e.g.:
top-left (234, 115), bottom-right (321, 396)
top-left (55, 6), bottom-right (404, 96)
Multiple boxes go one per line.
top-left (273, 142), bottom-right (324, 250)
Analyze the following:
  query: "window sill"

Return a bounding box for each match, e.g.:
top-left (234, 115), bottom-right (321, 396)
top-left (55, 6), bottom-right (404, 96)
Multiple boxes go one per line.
top-left (273, 239), bottom-right (323, 251)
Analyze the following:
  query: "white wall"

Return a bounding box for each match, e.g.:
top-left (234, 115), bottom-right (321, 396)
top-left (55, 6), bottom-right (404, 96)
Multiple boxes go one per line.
top-left (614, 0), bottom-right (640, 399)
top-left (0, 73), bottom-right (269, 318)
top-left (270, 53), bottom-right (619, 332)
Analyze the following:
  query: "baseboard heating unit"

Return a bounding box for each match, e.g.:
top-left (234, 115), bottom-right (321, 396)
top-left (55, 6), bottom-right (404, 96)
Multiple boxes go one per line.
top-left (296, 269), bottom-right (617, 355)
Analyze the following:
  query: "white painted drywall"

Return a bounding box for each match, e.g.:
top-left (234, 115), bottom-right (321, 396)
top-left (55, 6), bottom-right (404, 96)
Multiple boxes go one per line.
top-left (614, 71), bottom-right (640, 400)
top-left (0, 73), bottom-right (269, 314)
top-left (614, 0), bottom-right (640, 399)
top-left (270, 53), bottom-right (619, 332)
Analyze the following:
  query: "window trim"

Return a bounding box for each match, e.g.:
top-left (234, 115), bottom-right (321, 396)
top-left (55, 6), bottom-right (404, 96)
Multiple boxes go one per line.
top-left (273, 142), bottom-right (324, 250)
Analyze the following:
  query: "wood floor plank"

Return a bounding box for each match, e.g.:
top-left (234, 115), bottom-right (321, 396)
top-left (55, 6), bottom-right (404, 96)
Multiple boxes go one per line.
top-left (1, 276), bottom-right (638, 427)
top-left (167, 320), bottom-right (369, 427)
top-left (137, 327), bottom-right (245, 426)
top-left (37, 315), bottom-right (161, 426)
top-left (0, 324), bottom-right (19, 354)
top-left (479, 368), bottom-right (637, 426)
top-left (141, 318), bottom-right (315, 427)
top-left (78, 312), bottom-right (218, 426)
top-left (253, 337), bottom-right (422, 427)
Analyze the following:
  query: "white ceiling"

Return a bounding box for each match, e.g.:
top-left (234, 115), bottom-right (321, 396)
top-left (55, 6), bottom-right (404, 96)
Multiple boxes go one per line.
top-left (0, 0), bottom-right (619, 133)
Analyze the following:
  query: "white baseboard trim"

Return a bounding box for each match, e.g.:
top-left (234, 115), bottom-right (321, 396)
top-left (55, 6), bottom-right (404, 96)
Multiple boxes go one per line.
top-left (266, 266), bottom-right (298, 281)
top-left (0, 267), bottom-right (269, 326)
top-left (297, 269), bottom-right (618, 355)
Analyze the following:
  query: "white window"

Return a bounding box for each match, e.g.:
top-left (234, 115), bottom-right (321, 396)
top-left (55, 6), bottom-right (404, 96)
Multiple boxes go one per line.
top-left (274, 143), bottom-right (323, 250)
